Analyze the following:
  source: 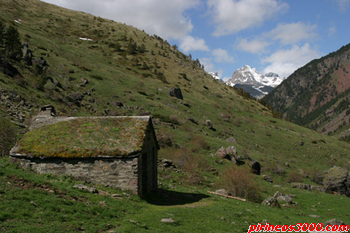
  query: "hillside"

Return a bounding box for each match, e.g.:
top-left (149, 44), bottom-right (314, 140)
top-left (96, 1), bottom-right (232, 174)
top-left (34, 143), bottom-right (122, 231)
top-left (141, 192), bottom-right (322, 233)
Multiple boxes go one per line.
top-left (263, 43), bottom-right (350, 140)
top-left (1, 0), bottom-right (350, 232)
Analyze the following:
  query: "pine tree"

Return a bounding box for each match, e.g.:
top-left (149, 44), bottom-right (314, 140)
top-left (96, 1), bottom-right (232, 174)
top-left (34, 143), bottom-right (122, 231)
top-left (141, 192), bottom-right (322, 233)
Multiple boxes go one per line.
top-left (4, 25), bottom-right (22, 60)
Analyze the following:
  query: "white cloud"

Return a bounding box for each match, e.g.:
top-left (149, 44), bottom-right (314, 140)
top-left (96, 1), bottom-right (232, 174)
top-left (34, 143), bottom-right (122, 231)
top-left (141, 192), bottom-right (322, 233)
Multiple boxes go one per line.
top-left (268, 22), bottom-right (317, 44)
top-left (212, 48), bottom-right (235, 63)
top-left (336, 0), bottom-right (350, 11)
top-left (179, 36), bottom-right (210, 53)
top-left (41, 0), bottom-right (200, 40)
top-left (262, 43), bottom-right (320, 78)
top-left (207, 0), bottom-right (289, 36)
top-left (237, 38), bottom-right (270, 53)
top-left (200, 58), bottom-right (215, 72)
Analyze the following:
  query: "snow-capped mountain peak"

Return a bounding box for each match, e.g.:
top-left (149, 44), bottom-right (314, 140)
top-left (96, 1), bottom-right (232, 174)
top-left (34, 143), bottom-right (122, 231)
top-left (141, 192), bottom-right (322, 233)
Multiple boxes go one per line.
top-left (225, 65), bottom-right (284, 98)
top-left (226, 65), bottom-right (283, 88)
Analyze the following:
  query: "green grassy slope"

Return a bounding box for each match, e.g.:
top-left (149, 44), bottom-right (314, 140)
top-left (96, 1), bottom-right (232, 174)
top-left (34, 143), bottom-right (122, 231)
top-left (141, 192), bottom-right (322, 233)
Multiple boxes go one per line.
top-left (0, 0), bottom-right (350, 231)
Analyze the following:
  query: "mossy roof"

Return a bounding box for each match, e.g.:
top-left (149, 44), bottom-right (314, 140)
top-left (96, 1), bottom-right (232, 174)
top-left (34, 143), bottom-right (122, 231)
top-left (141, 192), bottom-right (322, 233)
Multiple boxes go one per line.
top-left (13, 116), bottom-right (153, 158)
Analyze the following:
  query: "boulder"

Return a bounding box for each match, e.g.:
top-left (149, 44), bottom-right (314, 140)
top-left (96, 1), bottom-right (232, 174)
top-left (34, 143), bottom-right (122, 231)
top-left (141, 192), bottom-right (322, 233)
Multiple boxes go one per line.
top-left (291, 182), bottom-right (311, 190)
top-left (168, 87), bottom-right (183, 100)
top-left (261, 197), bottom-right (280, 208)
top-left (323, 166), bottom-right (350, 197)
top-left (249, 160), bottom-right (261, 175)
top-left (216, 147), bottom-right (230, 160)
top-left (323, 219), bottom-right (346, 226)
top-left (22, 43), bottom-right (33, 66)
top-left (205, 120), bottom-right (214, 130)
top-left (226, 137), bottom-right (236, 143)
top-left (80, 78), bottom-right (89, 86)
top-left (273, 191), bottom-right (293, 204)
top-left (262, 175), bottom-right (273, 183)
top-left (215, 146), bottom-right (237, 162)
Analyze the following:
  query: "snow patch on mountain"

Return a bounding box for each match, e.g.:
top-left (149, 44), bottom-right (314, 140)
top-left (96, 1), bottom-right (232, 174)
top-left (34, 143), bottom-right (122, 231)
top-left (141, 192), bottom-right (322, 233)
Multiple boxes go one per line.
top-left (209, 72), bottom-right (223, 82)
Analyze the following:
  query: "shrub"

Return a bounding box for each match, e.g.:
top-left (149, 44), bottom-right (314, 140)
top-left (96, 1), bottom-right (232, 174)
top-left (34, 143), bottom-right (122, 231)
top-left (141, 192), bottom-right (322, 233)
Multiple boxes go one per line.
top-left (217, 166), bottom-right (262, 203)
top-left (286, 171), bottom-right (303, 183)
top-left (189, 135), bottom-right (209, 152)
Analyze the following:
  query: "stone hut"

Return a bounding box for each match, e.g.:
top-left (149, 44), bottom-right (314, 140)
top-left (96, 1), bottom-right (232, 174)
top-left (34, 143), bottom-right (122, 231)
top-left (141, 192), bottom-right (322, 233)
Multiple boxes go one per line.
top-left (10, 108), bottom-right (159, 197)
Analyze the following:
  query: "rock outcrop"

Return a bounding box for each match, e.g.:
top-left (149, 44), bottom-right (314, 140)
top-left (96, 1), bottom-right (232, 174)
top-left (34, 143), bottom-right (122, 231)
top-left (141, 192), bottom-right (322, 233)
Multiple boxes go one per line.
top-left (323, 166), bottom-right (350, 197)
top-left (168, 87), bottom-right (183, 100)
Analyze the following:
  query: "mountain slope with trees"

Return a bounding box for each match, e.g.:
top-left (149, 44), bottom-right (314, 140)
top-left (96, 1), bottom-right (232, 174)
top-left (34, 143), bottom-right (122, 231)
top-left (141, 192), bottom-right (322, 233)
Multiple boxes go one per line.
top-left (264, 43), bottom-right (350, 140)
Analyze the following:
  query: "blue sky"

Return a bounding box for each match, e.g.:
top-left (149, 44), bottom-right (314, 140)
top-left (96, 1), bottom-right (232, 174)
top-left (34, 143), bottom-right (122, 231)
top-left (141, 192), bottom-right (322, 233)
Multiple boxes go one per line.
top-left (41, 0), bottom-right (350, 80)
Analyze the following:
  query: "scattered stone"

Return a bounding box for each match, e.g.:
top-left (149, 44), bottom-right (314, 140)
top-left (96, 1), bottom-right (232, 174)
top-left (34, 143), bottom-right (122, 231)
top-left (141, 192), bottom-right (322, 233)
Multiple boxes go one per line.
top-left (261, 197), bottom-right (280, 208)
top-left (158, 159), bottom-right (176, 169)
top-left (299, 141), bottom-right (304, 146)
top-left (0, 163), bottom-right (4, 167)
top-left (216, 147), bottom-right (231, 161)
top-left (73, 184), bottom-right (98, 194)
top-left (261, 219), bottom-right (268, 224)
top-left (161, 218), bottom-right (175, 223)
top-left (323, 166), bottom-right (350, 197)
top-left (226, 137), bottom-right (236, 143)
top-left (291, 182), bottom-right (311, 190)
top-left (112, 101), bottom-right (124, 107)
top-left (273, 191), bottom-right (293, 204)
top-left (205, 120), bottom-right (215, 130)
top-left (262, 175), bottom-right (273, 183)
top-left (168, 87), bottom-right (183, 100)
top-left (80, 78), bottom-right (89, 86)
top-left (188, 117), bottom-right (198, 125)
top-left (276, 195), bottom-right (293, 204)
top-left (309, 215), bottom-right (320, 218)
top-left (323, 219), bottom-right (346, 226)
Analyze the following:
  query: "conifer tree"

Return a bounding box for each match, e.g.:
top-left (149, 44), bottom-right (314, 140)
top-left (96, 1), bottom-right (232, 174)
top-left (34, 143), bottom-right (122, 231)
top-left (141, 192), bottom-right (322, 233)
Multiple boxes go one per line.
top-left (4, 25), bottom-right (22, 60)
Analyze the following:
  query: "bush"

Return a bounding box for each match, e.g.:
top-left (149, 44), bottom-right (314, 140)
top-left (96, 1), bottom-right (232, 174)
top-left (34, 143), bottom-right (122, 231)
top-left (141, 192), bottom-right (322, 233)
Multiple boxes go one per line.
top-left (286, 171), bottom-right (303, 183)
top-left (217, 166), bottom-right (262, 203)
top-left (0, 116), bottom-right (18, 156)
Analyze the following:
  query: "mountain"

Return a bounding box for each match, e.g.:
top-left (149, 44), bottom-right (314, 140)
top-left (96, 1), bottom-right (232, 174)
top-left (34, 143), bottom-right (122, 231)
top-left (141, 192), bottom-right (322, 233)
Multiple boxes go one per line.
top-left (225, 65), bottom-right (283, 98)
top-left (263, 43), bottom-right (350, 140)
top-left (1, 0), bottom-right (350, 231)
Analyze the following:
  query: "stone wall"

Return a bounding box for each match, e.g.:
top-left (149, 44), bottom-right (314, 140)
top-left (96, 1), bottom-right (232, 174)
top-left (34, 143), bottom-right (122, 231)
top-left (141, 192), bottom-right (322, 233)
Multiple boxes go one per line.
top-left (9, 156), bottom-right (139, 194)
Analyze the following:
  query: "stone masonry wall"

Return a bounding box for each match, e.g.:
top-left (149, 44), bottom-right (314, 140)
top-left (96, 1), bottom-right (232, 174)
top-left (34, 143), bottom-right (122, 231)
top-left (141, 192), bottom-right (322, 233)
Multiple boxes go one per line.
top-left (9, 156), bottom-right (139, 194)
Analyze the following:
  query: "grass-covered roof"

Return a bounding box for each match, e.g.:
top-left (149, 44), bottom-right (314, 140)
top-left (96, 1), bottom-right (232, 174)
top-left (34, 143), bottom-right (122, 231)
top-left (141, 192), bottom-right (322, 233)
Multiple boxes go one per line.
top-left (13, 117), bottom-right (151, 158)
